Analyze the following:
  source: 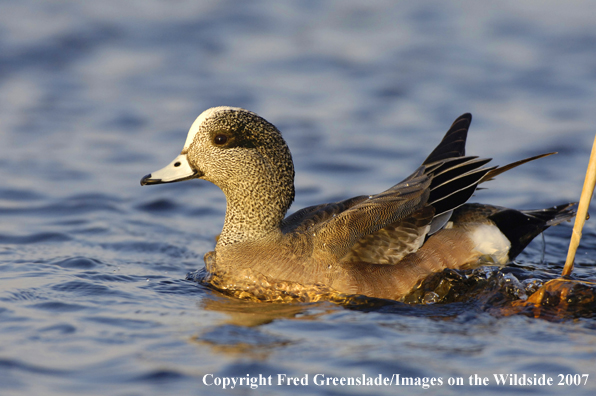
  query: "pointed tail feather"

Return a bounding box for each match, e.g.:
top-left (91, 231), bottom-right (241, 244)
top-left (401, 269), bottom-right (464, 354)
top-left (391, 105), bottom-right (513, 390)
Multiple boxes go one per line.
top-left (479, 152), bottom-right (556, 184)
top-left (520, 203), bottom-right (577, 227)
top-left (488, 203), bottom-right (577, 260)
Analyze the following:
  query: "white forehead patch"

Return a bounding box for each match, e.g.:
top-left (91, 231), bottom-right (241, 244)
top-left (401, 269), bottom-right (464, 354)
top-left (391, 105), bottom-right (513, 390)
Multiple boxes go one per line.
top-left (182, 106), bottom-right (244, 151)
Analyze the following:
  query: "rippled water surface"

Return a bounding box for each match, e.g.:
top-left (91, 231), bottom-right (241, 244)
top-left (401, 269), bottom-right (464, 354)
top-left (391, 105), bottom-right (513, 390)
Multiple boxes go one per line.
top-left (2, 1), bottom-right (596, 395)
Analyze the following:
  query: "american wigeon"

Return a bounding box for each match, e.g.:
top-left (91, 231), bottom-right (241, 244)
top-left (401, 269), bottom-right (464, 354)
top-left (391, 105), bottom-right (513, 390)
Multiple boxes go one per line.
top-left (141, 107), bottom-right (575, 301)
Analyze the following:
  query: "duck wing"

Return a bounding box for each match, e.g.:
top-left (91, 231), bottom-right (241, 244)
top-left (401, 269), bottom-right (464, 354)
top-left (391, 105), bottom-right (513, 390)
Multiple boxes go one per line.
top-left (283, 114), bottom-right (494, 262)
top-left (281, 165), bottom-right (432, 238)
top-left (283, 113), bottom-right (555, 265)
top-left (340, 205), bottom-right (435, 264)
top-left (334, 154), bottom-right (493, 263)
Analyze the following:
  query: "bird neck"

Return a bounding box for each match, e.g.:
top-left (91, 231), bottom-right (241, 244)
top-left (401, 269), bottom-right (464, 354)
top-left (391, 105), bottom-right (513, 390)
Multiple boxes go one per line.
top-left (216, 172), bottom-right (295, 247)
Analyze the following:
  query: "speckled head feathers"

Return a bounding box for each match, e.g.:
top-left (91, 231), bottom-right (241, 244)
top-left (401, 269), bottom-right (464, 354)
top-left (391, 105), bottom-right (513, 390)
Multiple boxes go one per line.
top-left (184, 107), bottom-right (293, 185)
top-left (184, 107), bottom-right (296, 245)
top-left (184, 107), bottom-right (255, 151)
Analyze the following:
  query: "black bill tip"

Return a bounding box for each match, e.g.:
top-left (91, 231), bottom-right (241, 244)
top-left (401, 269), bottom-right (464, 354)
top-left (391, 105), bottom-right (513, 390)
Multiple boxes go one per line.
top-left (140, 174), bottom-right (161, 186)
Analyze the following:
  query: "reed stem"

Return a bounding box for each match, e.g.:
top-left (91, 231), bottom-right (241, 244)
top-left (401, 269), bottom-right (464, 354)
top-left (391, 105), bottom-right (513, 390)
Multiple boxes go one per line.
top-left (562, 134), bottom-right (596, 277)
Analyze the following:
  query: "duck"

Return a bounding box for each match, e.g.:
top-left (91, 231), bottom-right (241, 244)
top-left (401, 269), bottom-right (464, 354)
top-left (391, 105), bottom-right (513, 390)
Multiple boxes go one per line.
top-left (141, 107), bottom-right (575, 301)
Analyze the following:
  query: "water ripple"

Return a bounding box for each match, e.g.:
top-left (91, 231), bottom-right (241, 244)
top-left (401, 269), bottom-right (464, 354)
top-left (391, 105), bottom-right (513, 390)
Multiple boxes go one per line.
top-left (135, 198), bottom-right (180, 213)
top-left (0, 232), bottom-right (72, 244)
top-left (84, 316), bottom-right (161, 330)
top-left (131, 369), bottom-right (188, 383)
top-left (52, 257), bottom-right (101, 269)
top-left (51, 280), bottom-right (129, 299)
top-left (29, 301), bottom-right (89, 313)
top-left (1, 1), bottom-right (596, 395)
top-left (0, 358), bottom-right (70, 376)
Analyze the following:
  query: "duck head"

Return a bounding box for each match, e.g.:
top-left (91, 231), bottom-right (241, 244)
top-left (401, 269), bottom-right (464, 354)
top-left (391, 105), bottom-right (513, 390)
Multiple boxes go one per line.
top-left (141, 107), bottom-right (295, 245)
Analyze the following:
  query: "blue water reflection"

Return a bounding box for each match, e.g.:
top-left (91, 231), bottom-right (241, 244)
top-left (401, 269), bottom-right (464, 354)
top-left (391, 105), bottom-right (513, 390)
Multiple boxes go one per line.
top-left (1, 1), bottom-right (596, 395)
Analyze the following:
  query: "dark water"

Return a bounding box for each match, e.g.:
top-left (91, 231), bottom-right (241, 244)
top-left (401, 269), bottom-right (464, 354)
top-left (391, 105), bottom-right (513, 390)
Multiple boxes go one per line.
top-left (2, 1), bottom-right (596, 395)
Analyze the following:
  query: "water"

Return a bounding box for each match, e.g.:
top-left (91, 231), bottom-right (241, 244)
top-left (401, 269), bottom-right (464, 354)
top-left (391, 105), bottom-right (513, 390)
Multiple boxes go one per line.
top-left (2, 1), bottom-right (596, 395)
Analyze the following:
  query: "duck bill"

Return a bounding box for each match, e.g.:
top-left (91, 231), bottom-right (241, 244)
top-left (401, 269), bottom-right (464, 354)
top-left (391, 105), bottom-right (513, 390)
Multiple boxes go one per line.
top-left (140, 154), bottom-right (199, 186)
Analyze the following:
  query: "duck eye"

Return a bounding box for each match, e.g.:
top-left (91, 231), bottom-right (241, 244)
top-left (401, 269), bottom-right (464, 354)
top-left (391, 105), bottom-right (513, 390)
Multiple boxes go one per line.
top-left (213, 134), bottom-right (229, 145)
